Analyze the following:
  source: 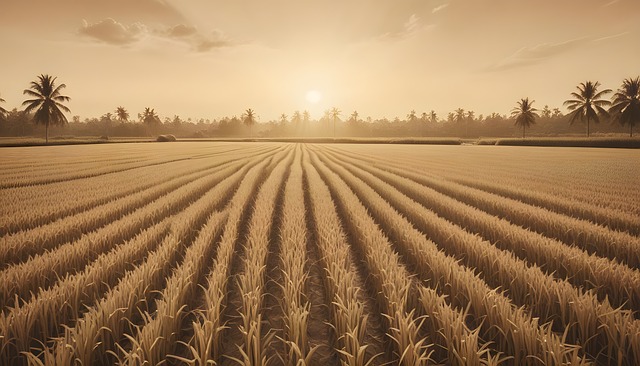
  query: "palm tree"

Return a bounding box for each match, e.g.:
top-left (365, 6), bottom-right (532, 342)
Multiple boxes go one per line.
top-left (243, 108), bottom-right (256, 137)
top-left (466, 110), bottom-right (475, 121)
top-left (563, 81), bottom-right (611, 137)
top-left (609, 77), bottom-right (640, 137)
top-left (22, 74), bottom-right (71, 143)
top-left (0, 94), bottom-right (8, 118)
top-left (292, 110), bottom-right (301, 127)
top-left (454, 108), bottom-right (465, 123)
top-left (407, 110), bottom-right (417, 123)
top-left (511, 98), bottom-right (538, 138)
top-left (350, 110), bottom-right (359, 123)
top-left (115, 106), bottom-right (129, 122)
top-left (279, 113), bottom-right (288, 126)
top-left (430, 110), bottom-right (438, 124)
top-left (330, 107), bottom-right (341, 138)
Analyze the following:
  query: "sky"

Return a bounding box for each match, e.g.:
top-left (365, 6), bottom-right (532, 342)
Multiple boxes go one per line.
top-left (0, 0), bottom-right (639, 122)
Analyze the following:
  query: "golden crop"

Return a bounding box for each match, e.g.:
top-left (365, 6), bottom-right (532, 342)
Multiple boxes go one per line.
top-left (0, 142), bottom-right (638, 365)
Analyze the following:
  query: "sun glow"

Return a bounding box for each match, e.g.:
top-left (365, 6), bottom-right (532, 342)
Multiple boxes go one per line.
top-left (305, 90), bottom-right (322, 104)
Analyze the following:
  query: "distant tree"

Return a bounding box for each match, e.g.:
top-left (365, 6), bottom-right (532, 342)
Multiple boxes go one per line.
top-left (466, 110), bottom-right (475, 121)
top-left (302, 110), bottom-right (310, 124)
top-left (454, 108), bottom-right (467, 136)
top-left (541, 105), bottom-right (552, 118)
top-left (292, 110), bottom-right (301, 127)
top-left (140, 108), bottom-right (160, 125)
top-left (279, 113), bottom-right (288, 126)
top-left (0, 94), bottom-right (8, 118)
top-left (243, 108), bottom-right (256, 137)
top-left (420, 112), bottom-right (428, 123)
top-left (116, 106), bottom-right (129, 122)
top-left (447, 112), bottom-right (455, 123)
top-left (172, 115), bottom-right (183, 129)
top-left (511, 97), bottom-right (538, 138)
top-left (454, 108), bottom-right (465, 124)
top-left (430, 110), bottom-right (438, 124)
top-left (350, 110), bottom-right (359, 123)
top-left (330, 107), bottom-right (341, 138)
top-left (407, 110), bottom-right (417, 123)
top-left (609, 76), bottom-right (640, 137)
top-left (101, 112), bottom-right (113, 134)
top-left (22, 74), bottom-right (71, 143)
top-left (563, 81), bottom-right (611, 137)
top-left (552, 108), bottom-right (563, 118)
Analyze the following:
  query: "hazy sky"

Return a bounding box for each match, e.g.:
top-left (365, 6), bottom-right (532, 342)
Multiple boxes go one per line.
top-left (1, 0), bottom-right (638, 122)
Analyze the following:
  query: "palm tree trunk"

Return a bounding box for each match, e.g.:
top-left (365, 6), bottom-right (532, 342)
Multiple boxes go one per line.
top-left (523, 125), bottom-right (525, 139)
top-left (333, 118), bottom-right (336, 138)
top-left (631, 123), bottom-right (633, 137)
top-left (45, 122), bottom-right (49, 144)
top-left (587, 118), bottom-right (590, 137)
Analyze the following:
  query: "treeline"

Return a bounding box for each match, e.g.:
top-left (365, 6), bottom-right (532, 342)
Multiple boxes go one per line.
top-left (0, 106), bottom-right (632, 139)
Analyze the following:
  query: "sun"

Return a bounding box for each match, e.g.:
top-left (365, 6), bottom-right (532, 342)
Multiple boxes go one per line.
top-left (305, 90), bottom-right (322, 104)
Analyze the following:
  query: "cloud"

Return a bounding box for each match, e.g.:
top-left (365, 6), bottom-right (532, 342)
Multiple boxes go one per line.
top-left (378, 14), bottom-right (432, 41)
top-left (593, 31), bottom-right (629, 42)
top-left (161, 26), bottom-right (232, 52)
top-left (488, 37), bottom-right (589, 71)
top-left (166, 24), bottom-right (198, 38)
top-left (79, 18), bottom-right (146, 45)
top-left (195, 31), bottom-right (232, 52)
top-left (78, 18), bottom-right (233, 52)
top-left (432, 3), bottom-right (450, 14)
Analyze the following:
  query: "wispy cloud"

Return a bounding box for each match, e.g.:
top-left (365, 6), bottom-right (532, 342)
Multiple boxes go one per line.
top-left (593, 31), bottom-right (629, 42)
top-left (79, 18), bottom-right (147, 45)
top-left (432, 3), bottom-right (449, 14)
top-left (603, 0), bottom-right (620, 7)
top-left (166, 24), bottom-right (198, 38)
top-left (488, 37), bottom-right (589, 71)
top-left (489, 31), bottom-right (631, 71)
top-left (79, 19), bottom-right (233, 52)
top-left (378, 14), bottom-right (433, 41)
top-left (193, 31), bottom-right (233, 52)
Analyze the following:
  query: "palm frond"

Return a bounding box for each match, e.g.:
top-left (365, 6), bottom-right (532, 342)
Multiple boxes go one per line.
top-left (53, 95), bottom-right (71, 103)
top-left (23, 89), bottom-right (44, 99)
top-left (55, 101), bottom-right (72, 113)
top-left (22, 100), bottom-right (43, 113)
top-left (51, 83), bottom-right (67, 97)
top-left (592, 88), bottom-right (612, 100)
top-left (563, 99), bottom-right (582, 108)
top-left (569, 92), bottom-right (584, 100)
top-left (566, 109), bottom-right (582, 125)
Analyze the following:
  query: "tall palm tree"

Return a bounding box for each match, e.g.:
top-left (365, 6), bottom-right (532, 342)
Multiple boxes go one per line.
top-left (330, 107), bottom-right (341, 138)
top-left (609, 77), bottom-right (640, 137)
top-left (511, 98), bottom-right (538, 138)
top-left (0, 94), bottom-right (8, 118)
top-left (115, 106), bottom-right (129, 122)
top-left (243, 108), bottom-right (256, 137)
top-left (563, 81), bottom-right (611, 137)
top-left (22, 74), bottom-right (71, 143)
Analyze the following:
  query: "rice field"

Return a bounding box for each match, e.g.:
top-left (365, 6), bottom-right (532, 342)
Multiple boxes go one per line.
top-left (0, 142), bottom-right (639, 366)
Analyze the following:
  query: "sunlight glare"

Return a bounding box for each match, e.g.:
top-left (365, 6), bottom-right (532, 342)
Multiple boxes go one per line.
top-left (305, 90), bottom-right (322, 104)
